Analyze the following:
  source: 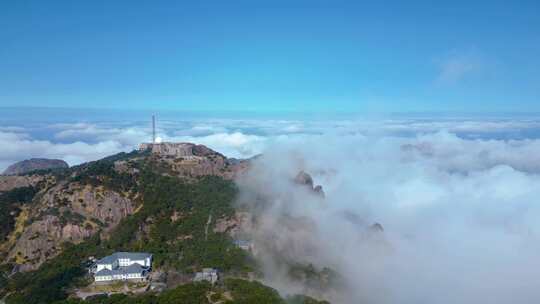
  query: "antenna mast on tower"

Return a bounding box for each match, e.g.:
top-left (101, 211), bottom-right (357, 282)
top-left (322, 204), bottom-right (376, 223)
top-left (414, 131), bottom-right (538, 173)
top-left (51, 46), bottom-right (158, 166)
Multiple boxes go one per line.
top-left (152, 115), bottom-right (156, 144)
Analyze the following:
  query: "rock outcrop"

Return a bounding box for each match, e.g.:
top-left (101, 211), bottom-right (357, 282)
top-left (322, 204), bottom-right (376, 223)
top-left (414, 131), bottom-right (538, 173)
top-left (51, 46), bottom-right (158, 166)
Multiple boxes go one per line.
top-left (214, 212), bottom-right (253, 237)
top-left (294, 170), bottom-right (325, 198)
top-left (5, 182), bottom-right (135, 270)
top-left (7, 215), bottom-right (94, 271)
top-left (295, 171), bottom-right (314, 188)
top-left (3, 158), bottom-right (68, 175)
top-left (0, 175), bottom-right (47, 193)
top-left (2, 142), bottom-right (251, 272)
top-left (313, 185), bottom-right (325, 197)
top-left (0, 176), bottom-right (33, 193)
top-left (369, 222), bottom-right (384, 233)
top-left (140, 142), bottom-right (250, 179)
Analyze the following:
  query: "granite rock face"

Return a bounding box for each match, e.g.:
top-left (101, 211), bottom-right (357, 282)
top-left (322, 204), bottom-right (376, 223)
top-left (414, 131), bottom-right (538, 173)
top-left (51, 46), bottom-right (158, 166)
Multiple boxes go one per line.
top-left (294, 170), bottom-right (314, 188)
top-left (214, 212), bottom-right (253, 237)
top-left (139, 142), bottom-right (251, 180)
top-left (2, 142), bottom-right (253, 272)
top-left (294, 170), bottom-right (325, 198)
top-left (369, 222), bottom-right (384, 233)
top-left (0, 175), bottom-right (49, 193)
top-left (4, 182), bottom-right (135, 271)
top-left (3, 158), bottom-right (68, 175)
top-left (0, 175), bottom-right (34, 193)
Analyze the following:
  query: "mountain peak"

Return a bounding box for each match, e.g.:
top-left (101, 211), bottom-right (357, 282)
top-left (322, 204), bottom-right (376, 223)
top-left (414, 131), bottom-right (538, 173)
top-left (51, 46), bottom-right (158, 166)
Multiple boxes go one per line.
top-left (3, 158), bottom-right (69, 175)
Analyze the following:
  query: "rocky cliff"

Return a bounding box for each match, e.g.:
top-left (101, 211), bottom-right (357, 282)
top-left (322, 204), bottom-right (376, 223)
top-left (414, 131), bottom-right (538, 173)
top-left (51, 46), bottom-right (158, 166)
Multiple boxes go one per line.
top-left (140, 142), bottom-right (250, 179)
top-left (3, 158), bottom-right (68, 175)
top-left (0, 143), bottom-right (343, 304)
top-left (294, 170), bottom-right (325, 197)
top-left (3, 181), bottom-right (135, 271)
top-left (1, 143), bottom-right (253, 272)
top-left (0, 175), bottom-right (42, 193)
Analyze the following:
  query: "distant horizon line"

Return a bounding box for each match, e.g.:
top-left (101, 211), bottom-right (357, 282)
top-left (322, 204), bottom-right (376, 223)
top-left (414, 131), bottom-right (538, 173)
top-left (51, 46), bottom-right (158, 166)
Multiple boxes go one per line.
top-left (2, 105), bottom-right (540, 118)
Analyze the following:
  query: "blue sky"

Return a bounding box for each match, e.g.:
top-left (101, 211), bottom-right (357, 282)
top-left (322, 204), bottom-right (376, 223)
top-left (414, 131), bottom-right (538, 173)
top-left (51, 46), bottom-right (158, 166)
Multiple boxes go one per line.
top-left (1, 0), bottom-right (539, 113)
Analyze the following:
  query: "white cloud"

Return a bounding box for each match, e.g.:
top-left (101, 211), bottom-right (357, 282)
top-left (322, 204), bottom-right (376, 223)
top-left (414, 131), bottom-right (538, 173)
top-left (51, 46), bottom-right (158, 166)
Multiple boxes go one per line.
top-left (2, 116), bottom-right (540, 303)
top-left (53, 123), bottom-right (149, 146)
top-left (406, 131), bottom-right (540, 173)
top-left (0, 121), bottom-right (271, 171)
top-left (236, 131), bottom-right (540, 303)
top-left (2, 116), bottom-right (540, 174)
top-left (0, 130), bottom-right (129, 172)
top-left (162, 132), bottom-right (268, 158)
top-left (435, 49), bottom-right (484, 85)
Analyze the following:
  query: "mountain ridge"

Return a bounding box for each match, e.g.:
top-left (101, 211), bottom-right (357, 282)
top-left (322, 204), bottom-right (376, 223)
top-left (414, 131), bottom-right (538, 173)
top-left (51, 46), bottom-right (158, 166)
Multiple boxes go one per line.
top-left (3, 158), bottom-right (69, 175)
top-left (0, 143), bottom-right (334, 304)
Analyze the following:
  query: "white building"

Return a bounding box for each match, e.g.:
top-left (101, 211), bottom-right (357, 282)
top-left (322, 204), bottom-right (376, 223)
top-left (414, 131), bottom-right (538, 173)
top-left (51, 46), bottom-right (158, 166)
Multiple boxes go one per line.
top-left (194, 268), bottom-right (219, 284)
top-left (234, 240), bottom-right (254, 252)
top-left (93, 252), bottom-right (152, 282)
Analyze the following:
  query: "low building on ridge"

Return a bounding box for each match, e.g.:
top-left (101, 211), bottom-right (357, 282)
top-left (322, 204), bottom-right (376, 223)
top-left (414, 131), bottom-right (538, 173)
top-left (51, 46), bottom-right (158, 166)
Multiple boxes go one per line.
top-left (193, 268), bottom-right (219, 284)
top-left (92, 252), bottom-right (152, 282)
top-left (233, 239), bottom-right (254, 252)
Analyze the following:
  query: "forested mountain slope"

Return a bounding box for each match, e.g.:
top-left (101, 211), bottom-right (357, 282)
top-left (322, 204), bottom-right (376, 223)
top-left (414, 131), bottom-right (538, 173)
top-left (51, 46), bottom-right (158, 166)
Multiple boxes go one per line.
top-left (0, 144), bottom-right (330, 304)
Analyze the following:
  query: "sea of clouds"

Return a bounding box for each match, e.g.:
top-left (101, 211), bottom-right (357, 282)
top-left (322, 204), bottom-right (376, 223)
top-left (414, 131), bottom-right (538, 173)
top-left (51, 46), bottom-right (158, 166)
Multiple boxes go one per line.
top-left (236, 131), bottom-right (540, 303)
top-left (2, 111), bottom-right (540, 302)
top-left (2, 111), bottom-right (540, 172)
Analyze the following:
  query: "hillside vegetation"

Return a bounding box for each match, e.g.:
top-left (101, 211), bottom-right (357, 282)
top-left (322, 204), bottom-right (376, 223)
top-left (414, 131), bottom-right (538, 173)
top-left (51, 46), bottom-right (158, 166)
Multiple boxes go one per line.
top-left (0, 186), bottom-right (38, 241)
top-left (0, 148), bottom-right (330, 304)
